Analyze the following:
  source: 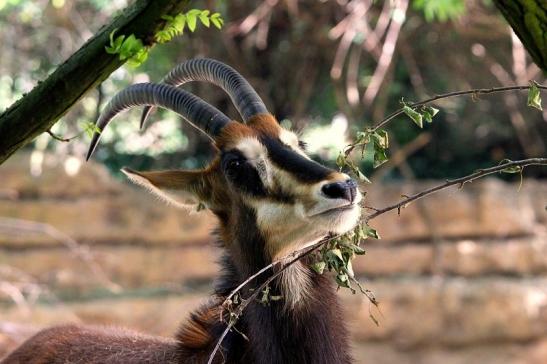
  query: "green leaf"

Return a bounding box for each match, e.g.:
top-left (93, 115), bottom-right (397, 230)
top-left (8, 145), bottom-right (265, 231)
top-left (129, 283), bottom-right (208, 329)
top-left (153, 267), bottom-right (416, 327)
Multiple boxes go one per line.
top-left (498, 159), bottom-right (521, 174)
top-left (109, 29), bottom-right (117, 44)
top-left (373, 148), bottom-right (389, 168)
top-left (527, 82), bottom-right (543, 111)
top-left (372, 130), bottom-right (389, 149)
top-left (127, 47), bottom-right (149, 67)
top-left (198, 10), bottom-right (211, 27)
top-left (105, 34), bottom-right (125, 54)
top-left (199, 13), bottom-right (210, 27)
top-left (118, 34), bottom-right (143, 60)
top-left (352, 244), bottom-right (366, 255)
top-left (370, 130), bottom-right (389, 168)
top-left (186, 9), bottom-right (202, 16)
top-left (363, 225), bottom-right (380, 239)
top-left (355, 225), bottom-right (367, 240)
top-left (172, 13), bottom-right (186, 33)
top-left (402, 105), bottom-right (423, 128)
top-left (336, 152), bottom-right (346, 168)
top-left (421, 106), bottom-right (439, 123)
top-left (187, 12), bottom-right (197, 32)
top-left (346, 260), bottom-right (355, 278)
top-left (336, 273), bottom-right (349, 288)
top-left (356, 169), bottom-right (371, 183)
top-left (355, 131), bottom-right (370, 145)
top-left (329, 248), bottom-right (344, 262)
top-left (501, 166), bottom-right (521, 174)
top-left (211, 13), bottom-right (224, 29)
top-left (413, 0), bottom-right (466, 22)
top-left (81, 122), bottom-right (101, 139)
top-left (311, 261), bottom-right (326, 274)
top-left (155, 30), bottom-right (171, 43)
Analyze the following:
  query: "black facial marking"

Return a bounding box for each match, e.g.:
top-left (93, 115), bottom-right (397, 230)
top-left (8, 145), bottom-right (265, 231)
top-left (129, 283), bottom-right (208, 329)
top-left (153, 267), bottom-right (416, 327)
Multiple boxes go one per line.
top-left (261, 137), bottom-right (332, 183)
top-left (221, 150), bottom-right (266, 196)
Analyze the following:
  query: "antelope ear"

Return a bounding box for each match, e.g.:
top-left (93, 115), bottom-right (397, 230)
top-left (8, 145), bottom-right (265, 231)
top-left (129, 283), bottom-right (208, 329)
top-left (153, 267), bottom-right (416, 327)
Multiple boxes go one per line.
top-left (121, 167), bottom-right (211, 210)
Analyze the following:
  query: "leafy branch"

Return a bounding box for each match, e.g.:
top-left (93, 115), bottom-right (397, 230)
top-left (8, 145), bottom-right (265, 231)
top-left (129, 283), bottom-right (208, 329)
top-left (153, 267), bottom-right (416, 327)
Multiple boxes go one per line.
top-left (364, 157), bottom-right (547, 221)
top-left (155, 9), bottom-right (223, 43)
top-left (0, 0), bottom-right (193, 165)
top-left (105, 9), bottom-right (224, 67)
top-left (338, 82), bottom-right (546, 184)
top-left (372, 83), bottom-right (546, 133)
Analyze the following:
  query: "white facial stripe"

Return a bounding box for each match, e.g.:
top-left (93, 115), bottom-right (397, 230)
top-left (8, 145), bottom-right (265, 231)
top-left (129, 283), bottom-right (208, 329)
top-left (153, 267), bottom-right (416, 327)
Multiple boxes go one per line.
top-left (255, 159), bottom-right (272, 187)
top-left (236, 137), bottom-right (266, 161)
top-left (235, 137), bottom-right (273, 188)
top-left (279, 128), bottom-right (309, 158)
top-left (279, 129), bottom-right (299, 148)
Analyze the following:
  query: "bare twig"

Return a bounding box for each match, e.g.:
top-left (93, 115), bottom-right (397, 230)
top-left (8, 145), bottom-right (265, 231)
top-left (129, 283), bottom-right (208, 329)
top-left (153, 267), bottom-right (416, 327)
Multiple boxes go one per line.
top-left (365, 158), bottom-right (547, 221)
top-left (46, 129), bottom-right (81, 143)
top-left (0, 218), bottom-right (121, 292)
top-left (362, 0), bottom-right (409, 105)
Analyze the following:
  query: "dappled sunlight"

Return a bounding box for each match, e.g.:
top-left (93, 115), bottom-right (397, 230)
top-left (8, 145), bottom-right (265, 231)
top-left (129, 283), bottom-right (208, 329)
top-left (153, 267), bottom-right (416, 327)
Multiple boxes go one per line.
top-left (456, 240), bottom-right (477, 255)
top-left (524, 289), bottom-right (547, 318)
top-left (302, 113), bottom-right (349, 160)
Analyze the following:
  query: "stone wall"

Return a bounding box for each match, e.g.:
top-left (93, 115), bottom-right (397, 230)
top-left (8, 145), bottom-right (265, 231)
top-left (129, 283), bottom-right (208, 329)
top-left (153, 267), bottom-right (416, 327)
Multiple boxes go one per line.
top-left (0, 153), bottom-right (546, 363)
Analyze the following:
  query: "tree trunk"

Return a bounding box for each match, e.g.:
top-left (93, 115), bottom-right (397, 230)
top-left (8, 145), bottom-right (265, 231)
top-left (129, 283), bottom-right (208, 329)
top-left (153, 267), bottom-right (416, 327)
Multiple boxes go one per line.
top-left (0, 0), bottom-right (188, 165)
top-left (494, 0), bottom-right (547, 72)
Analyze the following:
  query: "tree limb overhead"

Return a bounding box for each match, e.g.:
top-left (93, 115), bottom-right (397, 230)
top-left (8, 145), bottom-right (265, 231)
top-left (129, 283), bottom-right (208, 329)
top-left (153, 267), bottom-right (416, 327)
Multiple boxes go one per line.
top-left (0, 0), bottom-right (188, 165)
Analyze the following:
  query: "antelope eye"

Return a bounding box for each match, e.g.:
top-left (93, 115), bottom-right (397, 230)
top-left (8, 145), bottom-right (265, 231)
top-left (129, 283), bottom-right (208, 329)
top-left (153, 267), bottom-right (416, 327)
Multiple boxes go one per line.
top-left (222, 152), bottom-right (246, 177)
top-left (228, 159), bottom-right (240, 168)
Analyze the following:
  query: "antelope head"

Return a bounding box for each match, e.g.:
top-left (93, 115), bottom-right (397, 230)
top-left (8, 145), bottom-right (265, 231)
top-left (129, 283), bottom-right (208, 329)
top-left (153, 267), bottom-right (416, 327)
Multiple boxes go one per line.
top-left (87, 59), bottom-right (362, 300)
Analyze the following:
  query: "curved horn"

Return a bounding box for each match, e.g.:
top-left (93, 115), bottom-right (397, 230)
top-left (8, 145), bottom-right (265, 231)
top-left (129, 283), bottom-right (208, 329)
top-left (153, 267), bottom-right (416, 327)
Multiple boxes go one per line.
top-left (86, 83), bottom-right (231, 161)
top-left (141, 58), bottom-right (268, 128)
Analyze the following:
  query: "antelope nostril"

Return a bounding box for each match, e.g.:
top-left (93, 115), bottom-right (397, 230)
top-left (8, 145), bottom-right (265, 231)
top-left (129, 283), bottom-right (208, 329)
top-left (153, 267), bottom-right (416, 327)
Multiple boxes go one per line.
top-left (322, 179), bottom-right (358, 202)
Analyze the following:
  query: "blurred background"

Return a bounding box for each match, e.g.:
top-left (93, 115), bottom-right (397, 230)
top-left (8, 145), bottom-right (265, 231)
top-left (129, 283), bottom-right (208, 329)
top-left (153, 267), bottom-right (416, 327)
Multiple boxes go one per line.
top-left (0, 0), bottom-right (546, 363)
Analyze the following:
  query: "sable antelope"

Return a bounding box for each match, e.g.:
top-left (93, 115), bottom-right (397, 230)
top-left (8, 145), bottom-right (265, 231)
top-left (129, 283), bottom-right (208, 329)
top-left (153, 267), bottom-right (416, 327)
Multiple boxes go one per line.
top-left (3, 58), bottom-right (361, 364)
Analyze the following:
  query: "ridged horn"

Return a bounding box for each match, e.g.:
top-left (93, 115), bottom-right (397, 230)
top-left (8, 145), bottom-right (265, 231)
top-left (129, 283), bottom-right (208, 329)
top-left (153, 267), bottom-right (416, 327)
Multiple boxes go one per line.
top-left (141, 58), bottom-right (268, 128)
top-left (86, 83), bottom-right (231, 161)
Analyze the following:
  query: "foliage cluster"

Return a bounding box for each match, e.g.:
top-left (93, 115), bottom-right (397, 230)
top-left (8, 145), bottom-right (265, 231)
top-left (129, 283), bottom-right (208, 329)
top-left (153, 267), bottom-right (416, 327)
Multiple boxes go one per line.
top-left (105, 9), bottom-right (224, 67)
top-left (318, 84), bottom-right (544, 298)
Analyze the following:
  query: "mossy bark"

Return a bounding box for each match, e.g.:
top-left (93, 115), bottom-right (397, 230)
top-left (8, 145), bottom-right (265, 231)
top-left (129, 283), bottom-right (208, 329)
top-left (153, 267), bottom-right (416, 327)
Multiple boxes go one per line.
top-left (0, 0), bottom-right (188, 165)
top-left (494, 0), bottom-right (547, 72)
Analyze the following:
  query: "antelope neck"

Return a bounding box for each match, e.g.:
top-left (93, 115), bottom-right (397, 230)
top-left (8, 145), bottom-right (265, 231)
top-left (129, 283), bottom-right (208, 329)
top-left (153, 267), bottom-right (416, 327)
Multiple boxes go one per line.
top-left (209, 206), bottom-right (351, 364)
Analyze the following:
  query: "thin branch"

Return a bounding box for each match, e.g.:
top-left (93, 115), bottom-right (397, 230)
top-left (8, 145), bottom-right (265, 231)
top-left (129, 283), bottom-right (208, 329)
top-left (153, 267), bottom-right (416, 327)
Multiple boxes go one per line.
top-left (46, 129), bottom-right (82, 143)
top-left (362, 0), bottom-right (409, 105)
top-left (371, 84), bottom-right (547, 132)
top-left (341, 83), bottom-right (547, 158)
top-left (365, 158), bottom-right (547, 221)
top-left (0, 218), bottom-right (121, 292)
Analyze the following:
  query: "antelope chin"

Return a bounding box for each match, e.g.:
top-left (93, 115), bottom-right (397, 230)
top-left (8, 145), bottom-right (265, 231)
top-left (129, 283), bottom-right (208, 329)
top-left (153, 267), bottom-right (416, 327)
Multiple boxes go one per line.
top-left (312, 203), bottom-right (361, 234)
top-left (309, 204), bottom-right (355, 217)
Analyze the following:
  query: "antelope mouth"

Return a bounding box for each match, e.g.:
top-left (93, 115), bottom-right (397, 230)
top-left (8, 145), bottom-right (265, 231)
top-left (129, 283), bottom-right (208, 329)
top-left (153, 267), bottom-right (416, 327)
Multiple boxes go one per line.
top-left (309, 203), bottom-right (358, 217)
